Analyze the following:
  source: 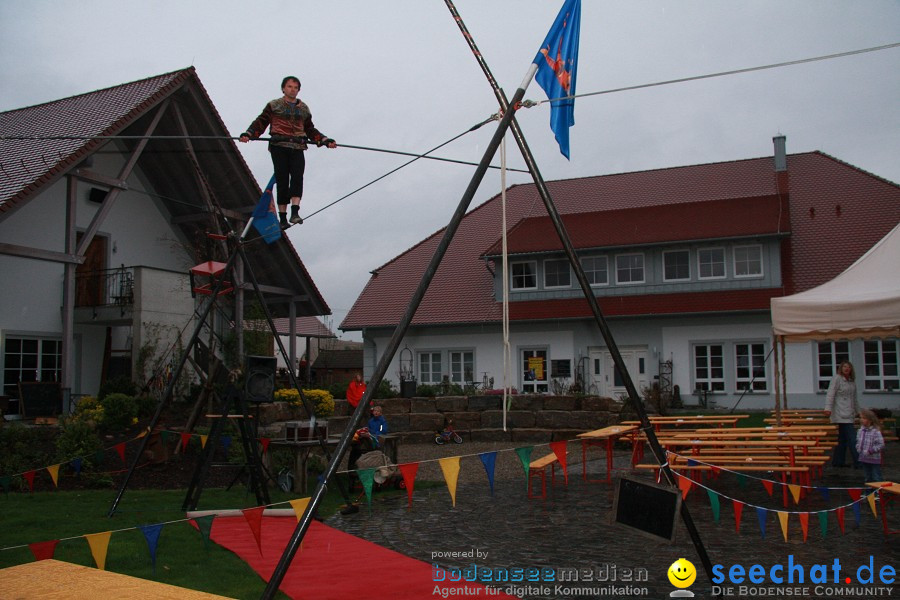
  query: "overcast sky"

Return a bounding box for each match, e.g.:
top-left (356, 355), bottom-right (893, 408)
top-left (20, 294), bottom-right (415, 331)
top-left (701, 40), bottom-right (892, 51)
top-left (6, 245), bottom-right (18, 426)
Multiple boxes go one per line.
top-left (2, 1), bottom-right (898, 340)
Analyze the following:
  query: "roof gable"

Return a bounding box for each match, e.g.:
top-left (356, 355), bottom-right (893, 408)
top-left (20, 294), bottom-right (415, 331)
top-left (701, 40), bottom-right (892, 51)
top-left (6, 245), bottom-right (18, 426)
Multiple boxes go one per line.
top-left (482, 194), bottom-right (788, 257)
top-left (342, 151), bottom-right (899, 330)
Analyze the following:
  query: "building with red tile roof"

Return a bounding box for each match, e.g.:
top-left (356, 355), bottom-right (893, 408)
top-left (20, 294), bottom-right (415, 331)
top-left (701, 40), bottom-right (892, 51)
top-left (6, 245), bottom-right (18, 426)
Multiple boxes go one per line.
top-left (0, 69), bottom-right (329, 409)
top-left (342, 138), bottom-right (899, 408)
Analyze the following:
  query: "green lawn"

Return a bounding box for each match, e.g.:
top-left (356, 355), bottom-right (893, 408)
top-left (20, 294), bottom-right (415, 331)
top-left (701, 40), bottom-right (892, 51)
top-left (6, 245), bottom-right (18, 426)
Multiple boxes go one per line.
top-left (0, 483), bottom-right (377, 599)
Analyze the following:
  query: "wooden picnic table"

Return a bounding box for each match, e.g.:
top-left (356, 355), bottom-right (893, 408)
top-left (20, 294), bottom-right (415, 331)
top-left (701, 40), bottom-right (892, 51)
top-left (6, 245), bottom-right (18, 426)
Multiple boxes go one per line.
top-left (621, 415), bottom-right (747, 432)
top-left (866, 481), bottom-right (900, 536)
top-left (576, 425), bottom-right (638, 483)
top-left (663, 429), bottom-right (831, 441)
top-left (268, 437), bottom-right (340, 493)
top-left (655, 438), bottom-right (819, 469)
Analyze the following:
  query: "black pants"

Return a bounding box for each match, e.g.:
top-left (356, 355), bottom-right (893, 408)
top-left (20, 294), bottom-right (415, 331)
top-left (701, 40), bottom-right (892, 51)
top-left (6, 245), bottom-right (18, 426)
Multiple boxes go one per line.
top-left (269, 145), bottom-right (306, 206)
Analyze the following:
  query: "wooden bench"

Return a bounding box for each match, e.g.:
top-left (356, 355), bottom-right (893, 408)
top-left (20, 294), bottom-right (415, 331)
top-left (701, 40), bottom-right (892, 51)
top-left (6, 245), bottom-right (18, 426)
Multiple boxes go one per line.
top-left (528, 451), bottom-right (566, 499)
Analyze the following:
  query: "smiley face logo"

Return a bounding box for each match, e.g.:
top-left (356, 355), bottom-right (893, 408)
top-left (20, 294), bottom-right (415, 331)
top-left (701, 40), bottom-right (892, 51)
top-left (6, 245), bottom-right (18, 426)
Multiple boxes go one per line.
top-left (667, 558), bottom-right (696, 588)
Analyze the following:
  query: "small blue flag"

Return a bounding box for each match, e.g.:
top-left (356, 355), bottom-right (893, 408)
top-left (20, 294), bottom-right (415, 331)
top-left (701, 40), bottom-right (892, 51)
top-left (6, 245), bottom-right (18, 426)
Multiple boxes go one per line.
top-left (533, 0), bottom-right (581, 159)
top-left (252, 175), bottom-right (281, 244)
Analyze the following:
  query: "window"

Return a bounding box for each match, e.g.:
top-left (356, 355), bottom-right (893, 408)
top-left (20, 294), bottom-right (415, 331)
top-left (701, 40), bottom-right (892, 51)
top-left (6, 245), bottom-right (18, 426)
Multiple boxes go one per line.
top-left (735, 343), bottom-right (768, 392)
top-left (816, 341), bottom-right (850, 391)
top-left (418, 351), bottom-right (442, 384)
top-left (581, 256), bottom-right (608, 286)
top-left (522, 348), bottom-right (548, 393)
top-left (3, 336), bottom-right (62, 398)
top-left (616, 253), bottom-right (645, 284)
top-left (551, 359), bottom-right (571, 378)
top-left (863, 339), bottom-right (899, 392)
top-left (511, 261), bottom-right (537, 290)
top-left (449, 350), bottom-right (474, 384)
top-left (698, 248), bottom-right (726, 279)
top-left (663, 250), bottom-right (690, 281)
top-left (544, 259), bottom-right (571, 288)
top-left (694, 344), bottom-right (725, 392)
top-left (734, 245), bottom-right (763, 278)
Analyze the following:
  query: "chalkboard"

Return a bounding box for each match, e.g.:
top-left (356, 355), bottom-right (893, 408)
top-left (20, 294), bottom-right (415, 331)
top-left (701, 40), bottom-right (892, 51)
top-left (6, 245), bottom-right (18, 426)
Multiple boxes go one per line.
top-left (612, 475), bottom-right (681, 542)
top-left (17, 382), bottom-right (63, 418)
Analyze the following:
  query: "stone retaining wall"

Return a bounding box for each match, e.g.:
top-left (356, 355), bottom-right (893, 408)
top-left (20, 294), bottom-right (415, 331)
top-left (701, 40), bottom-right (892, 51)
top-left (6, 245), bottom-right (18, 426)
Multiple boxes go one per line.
top-left (256, 394), bottom-right (623, 444)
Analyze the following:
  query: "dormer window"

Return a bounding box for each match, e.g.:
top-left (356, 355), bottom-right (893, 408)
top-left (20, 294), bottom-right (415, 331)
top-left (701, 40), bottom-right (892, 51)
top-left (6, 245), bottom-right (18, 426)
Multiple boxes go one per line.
top-left (615, 253), bottom-right (645, 284)
top-left (698, 247), bottom-right (726, 279)
top-left (544, 259), bottom-right (571, 288)
top-left (511, 261), bottom-right (537, 290)
top-left (734, 245), bottom-right (763, 278)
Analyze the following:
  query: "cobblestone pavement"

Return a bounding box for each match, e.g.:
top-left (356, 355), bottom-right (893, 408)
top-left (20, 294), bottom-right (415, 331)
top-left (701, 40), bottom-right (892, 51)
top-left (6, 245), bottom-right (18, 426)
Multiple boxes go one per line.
top-left (328, 438), bottom-right (900, 599)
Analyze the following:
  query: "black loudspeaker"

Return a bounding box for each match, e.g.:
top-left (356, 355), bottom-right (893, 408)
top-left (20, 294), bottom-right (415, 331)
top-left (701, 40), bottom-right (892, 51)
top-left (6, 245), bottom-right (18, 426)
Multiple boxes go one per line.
top-left (245, 355), bottom-right (276, 403)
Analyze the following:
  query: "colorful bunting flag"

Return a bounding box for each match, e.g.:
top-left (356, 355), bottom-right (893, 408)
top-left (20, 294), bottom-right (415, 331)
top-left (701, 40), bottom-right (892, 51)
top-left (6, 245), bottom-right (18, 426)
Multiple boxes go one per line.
top-left (733, 500), bottom-right (744, 533)
top-left (139, 524), bottom-right (163, 574)
top-left (28, 540), bottom-right (59, 561)
top-left (777, 511), bottom-right (789, 542)
top-left (761, 479), bottom-right (774, 497)
top-left (438, 457), bottom-right (461, 507)
top-left (788, 484), bottom-right (802, 505)
top-left (193, 514), bottom-right (215, 548)
top-left (242, 506), bottom-right (265, 555)
top-left (290, 497), bottom-right (312, 522)
top-left (23, 470), bottom-right (35, 492)
top-left (678, 475), bottom-right (693, 499)
top-left (866, 492), bottom-right (878, 518)
top-left (259, 438), bottom-right (271, 455)
top-left (359, 469), bottom-right (376, 506)
top-left (479, 452), bottom-right (497, 496)
top-left (46, 464), bottom-right (60, 487)
top-left (0, 474), bottom-right (11, 494)
top-left (251, 175), bottom-right (282, 244)
top-left (756, 507), bottom-right (767, 539)
top-left (549, 441), bottom-right (569, 483)
top-left (200, 434), bottom-right (208, 449)
top-left (399, 463), bottom-right (419, 508)
top-left (835, 507), bottom-right (845, 533)
top-left (514, 447), bottom-right (534, 488)
top-left (221, 435), bottom-right (232, 454)
top-left (799, 512), bottom-right (810, 542)
top-left (706, 489), bottom-right (720, 523)
top-left (114, 442), bottom-right (126, 463)
top-left (818, 511), bottom-right (829, 538)
top-left (85, 531), bottom-right (112, 570)
top-left (71, 457), bottom-right (83, 476)
top-left (180, 433), bottom-right (192, 452)
top-left (817, 486), bottom-right (830, 502)
top-left (851, 500), bottom-right (861, 526)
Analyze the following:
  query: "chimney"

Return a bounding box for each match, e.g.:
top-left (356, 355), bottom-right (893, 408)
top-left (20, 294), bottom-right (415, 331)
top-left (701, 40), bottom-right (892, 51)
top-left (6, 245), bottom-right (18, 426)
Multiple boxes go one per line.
top-left (773, 135), bottom-right (787, 172)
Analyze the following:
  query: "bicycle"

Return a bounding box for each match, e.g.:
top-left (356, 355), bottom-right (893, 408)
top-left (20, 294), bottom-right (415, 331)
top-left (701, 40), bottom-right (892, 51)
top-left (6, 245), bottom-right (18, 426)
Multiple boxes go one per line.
top-left (434, 418), bottom-right (463, 445)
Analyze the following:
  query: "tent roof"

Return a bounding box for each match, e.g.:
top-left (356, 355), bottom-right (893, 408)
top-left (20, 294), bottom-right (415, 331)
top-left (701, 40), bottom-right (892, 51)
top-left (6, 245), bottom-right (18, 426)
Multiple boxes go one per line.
top-left (771, 222), bottom-right (900, 341)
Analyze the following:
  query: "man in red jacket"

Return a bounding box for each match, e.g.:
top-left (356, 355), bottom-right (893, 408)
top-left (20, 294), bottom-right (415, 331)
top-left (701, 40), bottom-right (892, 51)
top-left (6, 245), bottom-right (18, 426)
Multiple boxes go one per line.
top-left (240, 76), bottom-right (337, 228)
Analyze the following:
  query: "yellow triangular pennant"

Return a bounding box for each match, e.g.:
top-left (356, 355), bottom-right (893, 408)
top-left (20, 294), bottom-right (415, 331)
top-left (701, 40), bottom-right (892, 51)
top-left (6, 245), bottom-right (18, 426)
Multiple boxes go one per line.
top-left (438, 457), bottom-right (461, 507)
top-left (788, 484), bottom-right (802, 505)
top-left (777, 511), bottom-right (789, 542)
top-left (866, 493), bottom-right (878, 518)
top-left (46, 464), bottom-right (60, 487)
top-left (200, 434), bottom-right (208, 449)
top-left (85, 531), bottom-right (112, 570)
top-left (290, 497), bottom-right (312, 522)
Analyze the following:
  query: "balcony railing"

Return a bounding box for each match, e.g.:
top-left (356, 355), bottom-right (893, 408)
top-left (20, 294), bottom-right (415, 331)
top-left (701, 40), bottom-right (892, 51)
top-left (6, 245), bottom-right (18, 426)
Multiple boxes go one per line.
top-left (75, 266), bottom-right (134, 308)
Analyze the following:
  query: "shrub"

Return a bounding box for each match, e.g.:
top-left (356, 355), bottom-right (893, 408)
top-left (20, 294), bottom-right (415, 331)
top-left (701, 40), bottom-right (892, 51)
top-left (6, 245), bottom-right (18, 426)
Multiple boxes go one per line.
top-left (100, 393), bottom-right (138, 433)
top-left (55, 416), bottom-right (104, 472)
top-left (97, 375), bottom-right (138, 401)
top-left (0, 425), bottom-right (55, 489)
top-left (274, 388), bottom-right (334, 418)
top-left (373, 379), bottom-right (399, 399)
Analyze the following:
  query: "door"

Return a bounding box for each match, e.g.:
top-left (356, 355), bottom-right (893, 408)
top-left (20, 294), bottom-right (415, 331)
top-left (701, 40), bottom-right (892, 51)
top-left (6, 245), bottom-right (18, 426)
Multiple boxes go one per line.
top-left (75, 234), bottom-right (107, 306)
top-left (521, 348), bottom-right (548, 393)
top-left (590, 347), bottom-right (648, 398)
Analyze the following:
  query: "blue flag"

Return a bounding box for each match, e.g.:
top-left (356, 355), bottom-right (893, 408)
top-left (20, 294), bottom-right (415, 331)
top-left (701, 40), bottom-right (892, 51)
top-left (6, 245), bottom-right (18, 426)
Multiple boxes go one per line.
top-left (533, 0), bottom-right (581, 159)
top-left (251, 175), bottom-right (281, 243)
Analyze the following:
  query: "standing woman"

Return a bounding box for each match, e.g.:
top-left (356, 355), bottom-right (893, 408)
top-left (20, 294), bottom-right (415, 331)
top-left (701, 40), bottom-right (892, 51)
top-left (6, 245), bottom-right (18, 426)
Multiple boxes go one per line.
top-left (824, 360), bottom-right (861, 467)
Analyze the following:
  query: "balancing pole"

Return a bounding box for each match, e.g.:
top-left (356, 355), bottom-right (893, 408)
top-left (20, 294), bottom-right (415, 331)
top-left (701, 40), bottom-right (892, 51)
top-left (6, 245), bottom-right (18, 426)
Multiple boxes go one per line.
top-left (260, 64), bottom-right (537, 600)
top-left (442, 0), bottom-right (717, 588)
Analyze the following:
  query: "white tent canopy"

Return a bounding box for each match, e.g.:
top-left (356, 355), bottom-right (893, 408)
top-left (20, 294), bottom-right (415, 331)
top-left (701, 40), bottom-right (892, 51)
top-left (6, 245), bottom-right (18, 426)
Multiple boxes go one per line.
top-left (771, 222), bottom-right (900, 342)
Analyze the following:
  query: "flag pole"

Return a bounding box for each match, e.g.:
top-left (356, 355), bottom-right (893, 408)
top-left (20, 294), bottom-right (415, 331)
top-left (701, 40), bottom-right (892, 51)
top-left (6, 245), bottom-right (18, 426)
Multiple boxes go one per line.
top-left (442, 0), bottom-right (719, 590)
top-left (259, 63), bottom-right (539, 600)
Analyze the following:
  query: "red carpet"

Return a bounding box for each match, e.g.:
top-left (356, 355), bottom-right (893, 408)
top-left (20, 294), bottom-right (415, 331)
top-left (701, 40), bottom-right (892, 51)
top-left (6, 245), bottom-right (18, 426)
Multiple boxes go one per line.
top-left (198, 515), bottom-right (517, 600)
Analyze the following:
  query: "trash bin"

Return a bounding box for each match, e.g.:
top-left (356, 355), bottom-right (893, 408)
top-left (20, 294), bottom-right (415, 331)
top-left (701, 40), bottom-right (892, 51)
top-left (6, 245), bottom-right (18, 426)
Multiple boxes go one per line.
top-left (401, 379), bottom-right (417, 398)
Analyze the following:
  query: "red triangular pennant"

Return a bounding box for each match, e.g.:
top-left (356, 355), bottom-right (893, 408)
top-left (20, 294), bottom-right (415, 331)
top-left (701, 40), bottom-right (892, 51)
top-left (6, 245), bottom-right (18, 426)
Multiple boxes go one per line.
top-left (115, 442), bottom-right (126, 463)
top-left (799, 512), bottom-right (809, 542)
top-left (848, 488), bottom-right (862, 502)
top-left (242, 506), bottom-right (265, 554)
top-left (23, 470), bottom-right (35, 492)
top-left (733, 500), bottom-right (744, 533)
top-left (399, 462), bottom-right (419, 508)
top-left (835, 506), bottom-right (846, 533)
top-left (29, 540), bottom-right (59, 561)
top-left (761, 479), bottom-right (774, 496)
top-left (259, 437), bottom-right (271, 455)
top-left (548, 441), bottom-right (569, 483)
top-left (181, 433), bottom-right (192, 452)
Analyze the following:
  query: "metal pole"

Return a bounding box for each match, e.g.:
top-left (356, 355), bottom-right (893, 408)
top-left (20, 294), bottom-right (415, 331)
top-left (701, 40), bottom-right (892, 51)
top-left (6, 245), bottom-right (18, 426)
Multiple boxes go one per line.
top-left (442, 0), bottom-right (718, 590)
top-left (260, 76), bottom-right (532, 600)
